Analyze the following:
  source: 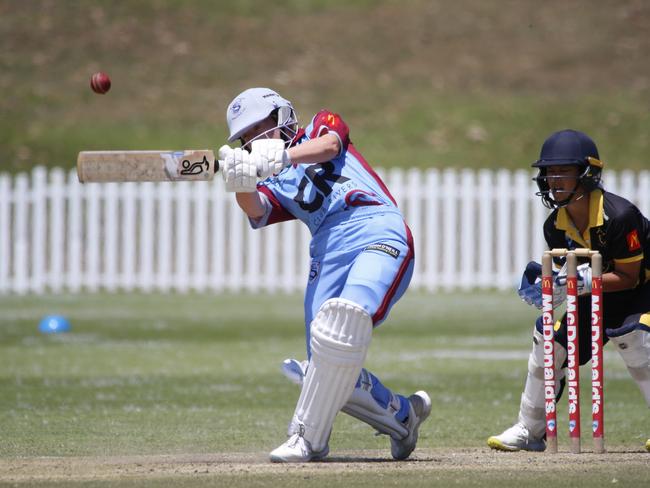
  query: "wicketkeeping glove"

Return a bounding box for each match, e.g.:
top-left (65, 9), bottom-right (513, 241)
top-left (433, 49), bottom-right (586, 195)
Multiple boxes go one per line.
top-left (250, 139), bottom-right (291, 179)
top-left (555, 262), bottom-right (593, 296)
top-left (517, 261), bottom-right (546, 309)
top-left (219, 145), bottom-right (257, 193)
top-left (518, 261), bottom-right (592, 310)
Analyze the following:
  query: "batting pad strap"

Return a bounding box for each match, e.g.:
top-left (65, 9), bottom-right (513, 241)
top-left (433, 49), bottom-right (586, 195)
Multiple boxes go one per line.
top-left (342, 387), bottom-right (408, 440)
top-left (609, 328), bottom-right (650, 369)
top-left (531, 328), bottom-right (567, 371)
top-left (518, 395), bottom-right (546, 439)
top-left (295, 298), bottom-right (373, 452)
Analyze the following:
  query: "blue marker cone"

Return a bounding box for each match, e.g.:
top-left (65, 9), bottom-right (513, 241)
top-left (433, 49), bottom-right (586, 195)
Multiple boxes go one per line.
top-left (38, 315), bottom-right (71, 334)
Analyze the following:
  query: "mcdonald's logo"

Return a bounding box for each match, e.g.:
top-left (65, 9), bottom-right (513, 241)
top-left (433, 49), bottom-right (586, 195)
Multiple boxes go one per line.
top-left (627, 230), bottom-right (641, 251)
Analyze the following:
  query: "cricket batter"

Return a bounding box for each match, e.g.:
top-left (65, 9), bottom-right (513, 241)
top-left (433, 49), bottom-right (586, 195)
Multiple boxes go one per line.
top-left (218, 88), bottom-right (431, 462)
top-left (488, 129), bottom-right (650, 452)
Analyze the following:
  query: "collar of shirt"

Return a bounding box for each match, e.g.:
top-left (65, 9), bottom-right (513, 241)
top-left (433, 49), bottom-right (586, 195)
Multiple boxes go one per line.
top-left (556, 189), bottom-right (604, 248)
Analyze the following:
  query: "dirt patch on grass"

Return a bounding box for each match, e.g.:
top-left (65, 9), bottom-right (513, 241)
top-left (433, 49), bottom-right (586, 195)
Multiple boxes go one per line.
top-left (1, 448), bottom-right (647, 482)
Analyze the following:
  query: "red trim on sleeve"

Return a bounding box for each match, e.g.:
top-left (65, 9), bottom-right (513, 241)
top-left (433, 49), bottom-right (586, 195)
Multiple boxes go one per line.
top-left (309, 110), bottom-right (350, 148)
top-left (257, 186), bottom-right (296, 225)
top-left (371, 223), bottom-right (414, 324)
top-left (346, 144), bottom-right (398, 206)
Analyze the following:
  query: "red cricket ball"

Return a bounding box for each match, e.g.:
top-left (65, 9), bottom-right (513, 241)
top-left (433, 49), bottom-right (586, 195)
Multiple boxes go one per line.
top-left (90, 72), bottom-right (111, 94)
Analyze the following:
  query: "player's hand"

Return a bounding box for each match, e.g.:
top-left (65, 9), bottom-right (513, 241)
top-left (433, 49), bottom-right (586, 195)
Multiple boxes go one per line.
top-left (517, 261), bottom-right (545, 308)
top-left (517, 261), bottom-right (565, 309)
top-left (250, 139), bottom-right (291, 179)
top-left (549, 264), bottom-right (567, 308)
top-left (519, 261), bottom-right (592, 310)
top-left (578, 263), bottom-right (593, 295)
top-left (219, 145), bottom-right (257, 193)
top-left (555, 263), bottom-right (592, 296)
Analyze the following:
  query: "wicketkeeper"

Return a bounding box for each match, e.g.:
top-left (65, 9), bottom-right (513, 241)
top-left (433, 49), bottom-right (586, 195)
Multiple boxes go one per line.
top-left (488, 129), bottom-right (650, 452)
top-left (218, 87), bottom-right (431, 462)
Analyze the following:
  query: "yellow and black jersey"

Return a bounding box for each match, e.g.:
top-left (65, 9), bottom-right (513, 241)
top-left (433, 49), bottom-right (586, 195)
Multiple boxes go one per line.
top-left (543, 189), bottom-right (650, 286)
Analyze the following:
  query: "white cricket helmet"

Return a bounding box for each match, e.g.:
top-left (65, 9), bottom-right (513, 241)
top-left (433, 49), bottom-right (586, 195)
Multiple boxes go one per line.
top-left (226, 87), bottom-right (298, 145)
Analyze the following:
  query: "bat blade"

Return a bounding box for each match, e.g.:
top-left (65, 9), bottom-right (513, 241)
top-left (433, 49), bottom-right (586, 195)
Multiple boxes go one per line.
top-left (77, 150), bottom-right (218, 182)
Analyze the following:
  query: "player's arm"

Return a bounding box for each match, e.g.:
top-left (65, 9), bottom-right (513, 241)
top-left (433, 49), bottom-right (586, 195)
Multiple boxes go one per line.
top-left (286, 132), bottom-right (341, 165)
top-left (286, 110), bottom-right (348, 164)
top-left (604, 259), bottom-right (642, 292)
top-left (251, 110), bottom-right (349, 178)
top-left (296, 110), bottom-right (349, 163)
top-left (249, 132), bottom-right (341, 180)
top-left (603, 210), bottom-right (645, 292)
top-left (235, 192), bottom-right (266, 219)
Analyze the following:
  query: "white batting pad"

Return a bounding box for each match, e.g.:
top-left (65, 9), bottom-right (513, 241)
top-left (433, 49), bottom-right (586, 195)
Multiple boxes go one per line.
top-left (518, 328), bottom-right (568, 437)
top-left (609, 329), bottom-right (650, 406)
top-left (281, 360), bottom-right (409, 439)
top-left (293, 298), bottom-right (372, 452)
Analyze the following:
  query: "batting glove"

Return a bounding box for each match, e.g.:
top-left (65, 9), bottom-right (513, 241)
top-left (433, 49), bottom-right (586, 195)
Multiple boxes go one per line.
top-left (250, 139), bottom-right (291, 179)
top-left (219, 145), bottom-right (257, 193)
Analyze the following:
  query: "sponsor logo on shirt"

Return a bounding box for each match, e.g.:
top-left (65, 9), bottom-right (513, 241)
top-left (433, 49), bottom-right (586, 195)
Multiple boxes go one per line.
top-left (594, 227), bottom-right (607, 247)
top-left (627, 229), bottom-right (641, 252)
top-left (365, 243), bottom-right (401, 259)
top-left (309, 260), bottom-right (320, 283)
top-left (344, 189), bottom-right (382, 207)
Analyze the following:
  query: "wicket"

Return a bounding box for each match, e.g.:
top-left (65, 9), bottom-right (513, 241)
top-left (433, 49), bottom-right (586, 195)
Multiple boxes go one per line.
top-left (541, 248), bottom-right (604, 454)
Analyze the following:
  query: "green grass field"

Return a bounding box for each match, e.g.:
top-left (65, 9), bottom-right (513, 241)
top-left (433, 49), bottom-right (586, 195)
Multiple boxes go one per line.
top-left (1, 4), bottom-right (649, 484)
top-left (1, 291), bottom-right (648, 486)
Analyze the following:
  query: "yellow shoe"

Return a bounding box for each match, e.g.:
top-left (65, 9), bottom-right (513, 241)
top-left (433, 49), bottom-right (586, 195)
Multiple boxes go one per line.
top-left (488, 435), bottom-right (519, 452)
top-left (646, 439), bottom-right (649, 452)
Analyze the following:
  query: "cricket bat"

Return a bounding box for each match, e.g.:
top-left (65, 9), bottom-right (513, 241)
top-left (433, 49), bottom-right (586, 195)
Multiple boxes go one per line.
top-left (76, 150), bottom-right (221, 183)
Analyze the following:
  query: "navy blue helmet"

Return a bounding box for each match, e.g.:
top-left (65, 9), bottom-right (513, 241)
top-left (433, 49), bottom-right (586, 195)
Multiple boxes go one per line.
top-left (532, 129), bottom-right (604, 208)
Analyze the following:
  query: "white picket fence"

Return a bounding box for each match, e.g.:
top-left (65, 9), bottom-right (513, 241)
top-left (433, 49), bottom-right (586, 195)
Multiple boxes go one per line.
top-left (0, 167), bottom-right (648, 295)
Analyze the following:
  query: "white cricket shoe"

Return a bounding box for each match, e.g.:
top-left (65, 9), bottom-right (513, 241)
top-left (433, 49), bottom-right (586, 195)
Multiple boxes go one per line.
top-left (390, 391), bottom-right (432, 460)
top-left (487, 422), bottom-right (546, 452)
top-left (269, 432), bottom-right (329, 463)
